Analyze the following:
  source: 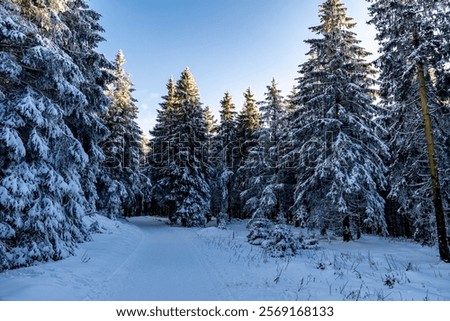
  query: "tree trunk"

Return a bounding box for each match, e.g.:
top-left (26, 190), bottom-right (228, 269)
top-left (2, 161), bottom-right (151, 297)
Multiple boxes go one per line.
top-left (343, 215), bottom-right (352, 242)
top-left (414, 32), bottom-right (450, 263)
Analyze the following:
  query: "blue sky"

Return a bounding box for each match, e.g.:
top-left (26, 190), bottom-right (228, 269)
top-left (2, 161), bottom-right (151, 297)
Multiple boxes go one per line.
top-left (88, 0), bottom-right (378, 137)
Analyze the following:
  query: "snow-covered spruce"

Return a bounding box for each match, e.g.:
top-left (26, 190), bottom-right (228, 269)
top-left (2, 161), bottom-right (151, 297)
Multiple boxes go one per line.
top-left (147, 69), bottom-right (211, 227)
top-left (58, 0), bottom-right (113, 212)
top-left (247, 216), bottom-right (274, 246)
top-left (210, 91), bottom-right (238, 226)
top-left (240, 79), bottom-right (288, 222)
top-left (146, 77), bottom-right (178, 216)
top-left (230, 88), bottom-right (261, 220)
top-left (289, 0), bottom-right (389, 241)
top-left (261, 224), bottom-right (298, 258)
top-left (98, 50), bottom-right (149, 218)
top-left (0, 1), bottom-right (109, 270)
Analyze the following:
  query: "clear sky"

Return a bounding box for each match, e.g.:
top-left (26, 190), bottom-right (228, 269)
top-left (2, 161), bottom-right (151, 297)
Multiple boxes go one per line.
top-left (88, 0), bottom-right (378, 137)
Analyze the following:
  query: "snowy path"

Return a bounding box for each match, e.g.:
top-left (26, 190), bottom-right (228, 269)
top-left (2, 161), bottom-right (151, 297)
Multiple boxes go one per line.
top-left (98, 217), bottom-right (233, 300)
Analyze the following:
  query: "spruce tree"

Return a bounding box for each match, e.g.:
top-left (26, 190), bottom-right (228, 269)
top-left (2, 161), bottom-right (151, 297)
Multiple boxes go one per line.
top-left (236, 88), bottom-right (261, 162)
top-left (231, 88), bottom-right (261, 219)
top-left (59, 0), bottom-right (113, 211)
top-left (291, 0), bottom-right (388, 241)
top-left (11, 0), bottom-right (113, 211)
top-left (260, 79), bottom-right (287, 136)
top-left (217, 91), bottom-right (238, 170)
top-left (203, 105), bottom-right (216, 223)
top-left (243, 82), bottom-right (300, 255)
top-left (0, 0), bottom-right (106, 270)
top-left (368, 0), bottom-right (450, 261)
top-left (98, 50), bottom-right (147, 218)
top-left (211, 91), bottom-right (238, 227)
top-left (149, 69), bottom-right (211, 227)
top-left (241, 79), bottom-right (287, 221)
top-left (148, 77), bottom-right (179, 217)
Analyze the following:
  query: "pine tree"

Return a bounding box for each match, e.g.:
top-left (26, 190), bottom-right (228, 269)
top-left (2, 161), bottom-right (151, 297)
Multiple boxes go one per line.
top-left (217, 91), bottom-right (238, 169)
top-left (210, 91), bottom-right (238, 227)
top-left (0, 0), bottom-right (103, 270)
top-left (98, 50), bottom-right (148, 218)
top-left (236, 88), bottom-right (261, 161)
top-left (260, 79), bottom-right (287, 135)
top-left (59, 0), bottom-right (113, 211)
top-left (241, 79), bottom-right (287, 221)
top-left (243, 82), bottom-right (299, 255)
top-left (368, 0), bottom-right (450, 261)
top-left (202, 105), bottom-right (217, 224)
top-left (291, 0), bottom-right (388, 241)
top-left (148, 77), bottom-right (179, 217)
top-left (11, 0), bottom-right (113, 211)
top-left (272, 86), bottom-right (299, 226)
top-left (231, 88), bottom-right (261, 219)
top-left (149, 69), bottom-right (211, 227)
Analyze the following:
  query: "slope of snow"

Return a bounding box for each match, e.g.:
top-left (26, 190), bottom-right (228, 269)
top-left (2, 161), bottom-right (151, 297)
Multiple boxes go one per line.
top-left (0, 215), bottom-right (449, 301)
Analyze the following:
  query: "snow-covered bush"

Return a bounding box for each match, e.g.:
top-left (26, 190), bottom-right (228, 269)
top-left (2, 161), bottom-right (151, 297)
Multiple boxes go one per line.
top-left (262, 224), bottom-right (298, 257)
top-left (247, 215), bottom-right (274, 246)
top-left (248, 214), bottom-right (320, 257)
top-left (298, 232), bottom-right (320, 250)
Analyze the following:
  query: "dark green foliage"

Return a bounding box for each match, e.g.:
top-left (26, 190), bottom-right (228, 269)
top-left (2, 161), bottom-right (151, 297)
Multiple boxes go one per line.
top-left (148, 69), bottom-right (211, 227)
top-left (0, 0), bottom-right (109, 270)
top-left (98, 50), bottom-right (149, 218)
top-left (290, 0), bottom-right (388, 240)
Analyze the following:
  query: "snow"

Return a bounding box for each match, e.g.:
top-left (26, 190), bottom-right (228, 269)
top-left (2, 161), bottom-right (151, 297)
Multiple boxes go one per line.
top-left (0, 215), bottom-right (449, 301)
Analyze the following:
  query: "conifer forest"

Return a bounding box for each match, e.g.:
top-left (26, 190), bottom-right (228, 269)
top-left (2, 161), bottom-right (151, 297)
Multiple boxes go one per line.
top-left (1, 0), bottom-right (450, 278)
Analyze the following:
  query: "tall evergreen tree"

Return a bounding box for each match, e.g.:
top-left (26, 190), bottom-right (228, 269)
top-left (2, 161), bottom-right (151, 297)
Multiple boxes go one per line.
top-left (59, 0), bottom-right (113, 210)
top-left (147, 77), bottom-right (179, 217)
top-left (291, 0), bottom-right (388, 241)
top-left (241, 79), bottom-right (287, 221)
top-left (231, 88), bottom-right (261, 219)
top-left (217, 91), bottom-right (238, 169)
top-left (0, 0), bottom-right (108, 270)
top-left (236, 88), bottom-right (261, 161)
top-left (260, 79), bottom-right (287, 135)
top-left (11, 0), bottom-right (113, 211)
top-left (211, 91), bottom-right (238, 227)
top-left (149, 69), bottom-right (211, 227)
top-left (368, 0), bottom-right (450, 261)
top-left (203, 105), bottom-right (217, 224)
top-left (271, 86), bottom-right (299, 226)
top-left (243, 81), bottom-right (302, 256)
top-left (98, 50), bottom-right (148, 218)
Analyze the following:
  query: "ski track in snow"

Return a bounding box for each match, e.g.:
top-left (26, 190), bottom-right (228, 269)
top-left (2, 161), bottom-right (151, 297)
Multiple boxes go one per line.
top-left (98, 217), bottom-right (232, 300)
top-left (0, 215), bottom-right (449, 301)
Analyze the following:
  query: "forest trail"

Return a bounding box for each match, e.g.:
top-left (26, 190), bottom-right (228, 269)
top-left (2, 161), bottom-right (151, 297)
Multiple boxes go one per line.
top-left (97, 217), bottom-right (233, 300)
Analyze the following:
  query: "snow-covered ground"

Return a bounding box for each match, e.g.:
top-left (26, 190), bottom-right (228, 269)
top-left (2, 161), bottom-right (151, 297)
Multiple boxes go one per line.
top-left (0, 215), bottom-right (449, 301)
